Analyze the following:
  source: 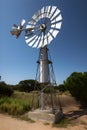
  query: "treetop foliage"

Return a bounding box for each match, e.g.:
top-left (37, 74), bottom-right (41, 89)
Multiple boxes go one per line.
top-left (64, 72), bottom-right (87, 106)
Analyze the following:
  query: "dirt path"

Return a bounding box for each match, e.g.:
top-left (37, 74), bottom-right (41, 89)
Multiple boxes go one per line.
top-left (0, 113), bottom-right (87, 130)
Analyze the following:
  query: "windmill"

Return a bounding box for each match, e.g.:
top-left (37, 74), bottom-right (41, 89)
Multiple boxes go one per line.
top-left (10, 6), bottom-right (62, 113)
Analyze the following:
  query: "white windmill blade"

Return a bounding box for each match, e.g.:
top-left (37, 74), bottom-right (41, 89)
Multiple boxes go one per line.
top-left (42, 6), bottom-right (49, 18)
top-left (49, 6), bottom-right (57, 18)
top-left (56, 22), bottom-right (62, 29)
top-left (32, 36), bottom-right (41, 48)
top-left (47, 6), bottom-right (51, 13)
top-left (36, 10), bottom-right (42, 21)
top-left (51, 14), bottom-right (62, 23)
top-left (45, 6), bottom-right (49, 14)
top-left (51, 16), bottom-right (62, 30)
top-left (37, 40), bottom-right (42, 48)
top-left (42, 6), bottom-right (51, 18)
top-left (26, 24), bottom-right (35, 29)
top-left (46, 6), bottom-right (52, 18)
top-left (37, 10), bottom-right (41, 17)
top-left (41, 6), bottom-right (45, 17)
top-left (51, 21), bottom-right (62, 29)
top-left (25, 34), bottom-right (36, 44)
top-left (43, 6), bottom-right (49, 18)
top-left (51, 23), bottom-right (56, 29)
top-left (47, 33), bottom-right (54, 44)
top-left (43, 35), bottom-right (48, 46)
top-left (50, 6), bottom-right (57, 15)
top-left (36, 36), bottom-right (42, 48)
top-left (32, 14), bottom-right (36, 20)
top-left (37, 33), bottom-right (44, 48)
top-left (21, 19), bottom-right (26, 26)
top-left (32, 10), bottom-right (41, 22)
top-left (28, 20), bottom-right (36, 26)
top-left (28, 35), bottom-right (39, 47)
top-left (49, 29), bottom-right (59, 38)
top-left (50, 8), bottom-right (60, 21)
top-left (53, 30), bottom-right (60, 38)
top-left (32, 31), bottom-right (42, 47)
top-left (27, 29), bottom-right (41, 43)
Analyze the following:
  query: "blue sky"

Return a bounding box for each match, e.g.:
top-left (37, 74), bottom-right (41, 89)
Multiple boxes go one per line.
top-left (0, 0), bottom-right (87, 85)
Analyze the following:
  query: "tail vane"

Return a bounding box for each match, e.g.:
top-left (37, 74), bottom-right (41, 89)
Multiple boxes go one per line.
top-left (10, 19), bottom-right (26, 38)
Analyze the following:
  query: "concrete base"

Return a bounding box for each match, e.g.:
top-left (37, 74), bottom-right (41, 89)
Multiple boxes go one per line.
top-left (28, 109), bottom-right (64, 123)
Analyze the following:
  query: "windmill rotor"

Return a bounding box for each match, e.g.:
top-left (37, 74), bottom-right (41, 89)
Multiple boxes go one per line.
top-left (25, 6), bottom-right (62, 48)
top-left (10, 6), bottom-right (62, 43)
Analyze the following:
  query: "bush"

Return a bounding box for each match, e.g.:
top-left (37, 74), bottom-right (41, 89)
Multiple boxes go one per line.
top-left (64, 72), bottom-right (87, 106)
top-left (14, 80), bottom-right (41, 92)
top-left (0, 97), bottom-right (31, 115)
top-left (0, 82), bottom-right (13, 97)
top-left (58, 84), bottom-right (66, 93)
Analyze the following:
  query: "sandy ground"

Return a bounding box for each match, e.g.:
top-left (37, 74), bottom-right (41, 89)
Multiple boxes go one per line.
top-left (0, 112), bottom-right (87, 130)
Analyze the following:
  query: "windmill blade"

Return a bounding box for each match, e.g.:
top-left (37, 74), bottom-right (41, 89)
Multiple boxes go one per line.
top-left (28, 20), bottom-right (36, 26)
top-left (51, 14), bottom-right (62, 23)
top-left (43, 35), bottom-right (48, 46)
top-left (44, 6), bottom-right (49, 16)
top-left (32, 31), bottom-right (42, 47)
top-left (37, 33), bottom-right (44, 48)
top-left (28, 35), bottom-right (39, 47)
top-left (26, 24), bottom-right (35, 30)
top-left (50, 8), bottom-right (60, 21)
top-left (49, 29), bottom-right (59, 38)
top-left (32, 36), bottom-right (41, 48)
top-left (51, 21), bottom-right (62, 30)
top-left (47, 32), bottom-right (54, 44)
top-left (49, 6), bottom-right (57, 18)
top-left (46, 6), bottom-right (52, 18)
top-left (40, 6), bottom-right (45, 18)
top-left (32, 10), bottom-right (41, 22)
top-left (37, 36), bottom-right (42, 48)
top-left (38, 10), bottom-right (43, 20)
top-left (25, 34), bottom-right (36, 44)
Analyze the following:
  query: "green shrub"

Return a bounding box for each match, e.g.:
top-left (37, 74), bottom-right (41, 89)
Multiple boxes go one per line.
top-left (0, 82), bottom-right (13, 97)
top-left (0, 97), bottom-right (31, 115)
top-left (64, 72), bottom-right (87, 106)
top-left (13, 91), bottom-right (39, 109)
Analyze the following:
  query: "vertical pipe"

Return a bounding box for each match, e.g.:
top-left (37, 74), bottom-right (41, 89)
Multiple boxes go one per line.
top-left (39, 46), bottom-right (50, 83)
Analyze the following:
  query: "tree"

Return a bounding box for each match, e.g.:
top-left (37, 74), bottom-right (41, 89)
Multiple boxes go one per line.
top-left (17, 79), bottom-right (39, 92)
top-left (0, 82), bottom-right (13, 97)
top-left (64, 72), bottom-right (87, 106)
top-left (58, 84), bottom-right (66, 93)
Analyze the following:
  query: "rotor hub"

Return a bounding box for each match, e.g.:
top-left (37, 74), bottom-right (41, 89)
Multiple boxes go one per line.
top-left (40, 24), bottom-right (46, 33)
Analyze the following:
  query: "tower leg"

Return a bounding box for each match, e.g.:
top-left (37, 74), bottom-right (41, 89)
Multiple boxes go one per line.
top-left (40, 91), bottom-right (45, 110)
